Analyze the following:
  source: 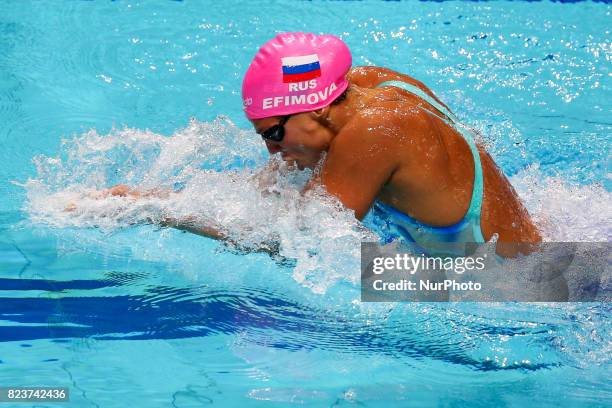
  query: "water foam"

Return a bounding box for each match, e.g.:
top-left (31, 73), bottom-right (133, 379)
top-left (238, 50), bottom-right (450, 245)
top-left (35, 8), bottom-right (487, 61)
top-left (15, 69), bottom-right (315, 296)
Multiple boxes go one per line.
top-left (21, 118), bottom-right (611, 295)
top-left (511, 164), bottom-right (611, 242)
top-left (22, 117), bottom-right (373, 294)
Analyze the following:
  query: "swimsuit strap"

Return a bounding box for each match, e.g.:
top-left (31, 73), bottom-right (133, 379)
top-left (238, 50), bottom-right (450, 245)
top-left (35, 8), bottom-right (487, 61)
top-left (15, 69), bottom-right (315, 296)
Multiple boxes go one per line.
top-left (376, 80), bottom-right (485, 242)
top-left (377, 80), bottom-right (460, 122)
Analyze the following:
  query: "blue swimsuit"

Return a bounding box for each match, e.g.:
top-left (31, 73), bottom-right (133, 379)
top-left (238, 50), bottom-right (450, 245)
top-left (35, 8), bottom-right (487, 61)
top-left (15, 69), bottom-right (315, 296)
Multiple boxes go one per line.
top-left (371, 81), bottom-right (486, 250)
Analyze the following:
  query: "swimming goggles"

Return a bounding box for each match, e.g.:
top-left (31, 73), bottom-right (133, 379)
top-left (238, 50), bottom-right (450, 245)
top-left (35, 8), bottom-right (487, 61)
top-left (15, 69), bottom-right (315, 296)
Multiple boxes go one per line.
top-left (260, 115), bottom-right (292, 142)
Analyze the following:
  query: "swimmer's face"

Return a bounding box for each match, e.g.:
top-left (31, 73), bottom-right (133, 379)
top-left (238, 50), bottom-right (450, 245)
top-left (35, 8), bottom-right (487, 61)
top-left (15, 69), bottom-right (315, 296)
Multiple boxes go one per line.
top-left (253, 112), bottom-right (331, 170)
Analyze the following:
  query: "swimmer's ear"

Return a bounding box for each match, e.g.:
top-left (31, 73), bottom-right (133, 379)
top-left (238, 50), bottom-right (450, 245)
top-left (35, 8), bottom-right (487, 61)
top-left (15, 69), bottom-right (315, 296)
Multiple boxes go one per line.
top-left (310, 106), bottom-right (331, 123)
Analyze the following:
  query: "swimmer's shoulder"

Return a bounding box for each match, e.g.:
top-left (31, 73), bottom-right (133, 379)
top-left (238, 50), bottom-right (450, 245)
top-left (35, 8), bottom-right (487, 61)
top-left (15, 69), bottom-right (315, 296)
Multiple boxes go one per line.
top-left (347, 66), bottom-right (428, 90)
top-left (348, 66), bottom-right (450, 114)
top-left (335, 96), bottom-right (434, 153)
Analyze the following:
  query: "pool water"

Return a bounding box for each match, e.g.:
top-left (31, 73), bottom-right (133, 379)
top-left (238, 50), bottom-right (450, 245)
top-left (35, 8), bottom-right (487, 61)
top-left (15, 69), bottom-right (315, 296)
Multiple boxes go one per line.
top-left (1, 1), bottom-right (611, 407)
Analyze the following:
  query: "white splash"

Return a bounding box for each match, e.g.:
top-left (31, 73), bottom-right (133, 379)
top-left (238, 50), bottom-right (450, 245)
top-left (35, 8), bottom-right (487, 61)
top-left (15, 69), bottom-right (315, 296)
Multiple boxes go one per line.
top-left (21, 119), bottom-right (610, 295)
top-left (22, 117), bottom-right (373, 294)
top-left (511, 164), bottom-right (612, 242)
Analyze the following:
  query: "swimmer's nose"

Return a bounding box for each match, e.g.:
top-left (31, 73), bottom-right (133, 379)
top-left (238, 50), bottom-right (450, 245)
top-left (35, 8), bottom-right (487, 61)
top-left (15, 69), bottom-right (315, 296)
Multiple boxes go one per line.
top-left (265, 140), bottom-right (282, 155)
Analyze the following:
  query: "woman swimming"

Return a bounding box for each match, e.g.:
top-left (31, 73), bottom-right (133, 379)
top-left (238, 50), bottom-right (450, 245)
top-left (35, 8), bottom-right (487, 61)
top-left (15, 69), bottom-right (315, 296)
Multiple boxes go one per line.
top-left (105, 32), bottom-right (541, 255)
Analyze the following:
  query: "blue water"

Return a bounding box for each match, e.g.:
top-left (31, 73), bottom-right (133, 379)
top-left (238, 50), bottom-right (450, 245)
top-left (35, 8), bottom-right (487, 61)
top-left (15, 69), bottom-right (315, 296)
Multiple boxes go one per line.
top-left (1, 1), bottom-right (611, 407)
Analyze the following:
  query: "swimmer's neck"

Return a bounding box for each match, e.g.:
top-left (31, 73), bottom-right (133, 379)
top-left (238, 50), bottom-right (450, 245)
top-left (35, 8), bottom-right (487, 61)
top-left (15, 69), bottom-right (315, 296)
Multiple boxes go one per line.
top-left (321, 85), bottom-right (369, 134)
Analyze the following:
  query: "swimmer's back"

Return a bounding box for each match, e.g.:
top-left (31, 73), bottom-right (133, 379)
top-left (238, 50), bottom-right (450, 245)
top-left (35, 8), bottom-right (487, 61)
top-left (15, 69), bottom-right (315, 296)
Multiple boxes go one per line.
top-left (344, 66), bottom-right (542, 249)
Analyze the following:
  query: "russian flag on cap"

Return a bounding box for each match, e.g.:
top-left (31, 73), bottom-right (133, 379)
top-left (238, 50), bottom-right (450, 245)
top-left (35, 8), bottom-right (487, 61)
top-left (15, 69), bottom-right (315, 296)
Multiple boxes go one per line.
top-left (281, 54), bottom-right (321, 83)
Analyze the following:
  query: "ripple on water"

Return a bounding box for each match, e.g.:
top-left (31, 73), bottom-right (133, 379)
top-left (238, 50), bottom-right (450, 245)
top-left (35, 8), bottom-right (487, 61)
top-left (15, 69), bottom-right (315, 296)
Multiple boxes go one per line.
top-left (1, 2), bottom-right (610, 404)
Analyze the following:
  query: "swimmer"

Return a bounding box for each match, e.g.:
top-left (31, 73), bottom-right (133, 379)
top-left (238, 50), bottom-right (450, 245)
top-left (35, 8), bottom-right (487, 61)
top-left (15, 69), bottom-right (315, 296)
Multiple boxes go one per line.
top-left (102, 32), bottom-right (541, 256)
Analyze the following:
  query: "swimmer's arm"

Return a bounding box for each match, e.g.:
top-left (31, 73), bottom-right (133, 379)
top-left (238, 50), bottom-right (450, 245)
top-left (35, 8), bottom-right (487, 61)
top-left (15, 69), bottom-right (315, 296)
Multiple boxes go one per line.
top-left (105, 185), bottom-right (281, 255)
top-left (99, 185), bottom-right (226, 239)
top-left (158, 216), bottom-right (281, 256)
top-left (157, 216), bottom-right (227, 240)
top-left (305, 118), bottom-right (403, 220)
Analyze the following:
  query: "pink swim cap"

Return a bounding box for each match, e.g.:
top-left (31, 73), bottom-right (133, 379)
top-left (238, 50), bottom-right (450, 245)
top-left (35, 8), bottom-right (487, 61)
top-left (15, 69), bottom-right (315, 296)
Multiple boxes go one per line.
top-left (242, 32), bottom-right (352, 120)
